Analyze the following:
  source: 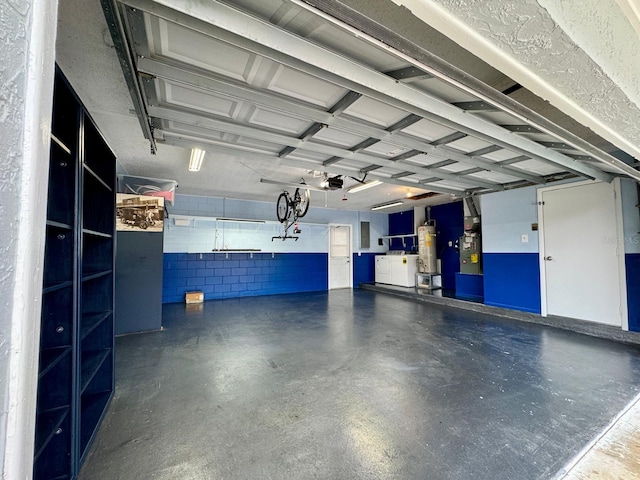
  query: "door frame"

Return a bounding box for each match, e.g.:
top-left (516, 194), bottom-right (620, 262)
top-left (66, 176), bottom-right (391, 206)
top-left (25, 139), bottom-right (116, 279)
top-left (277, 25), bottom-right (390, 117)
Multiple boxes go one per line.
top-left (537, 179), bottom-right (628, 329)
top-left (328, 223), bottom-right (353, 290)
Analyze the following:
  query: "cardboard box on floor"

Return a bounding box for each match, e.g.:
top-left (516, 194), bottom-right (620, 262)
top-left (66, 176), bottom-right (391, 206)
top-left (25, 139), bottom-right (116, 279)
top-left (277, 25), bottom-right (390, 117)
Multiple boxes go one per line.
top-left (185, 291), bottom-right (204, 304)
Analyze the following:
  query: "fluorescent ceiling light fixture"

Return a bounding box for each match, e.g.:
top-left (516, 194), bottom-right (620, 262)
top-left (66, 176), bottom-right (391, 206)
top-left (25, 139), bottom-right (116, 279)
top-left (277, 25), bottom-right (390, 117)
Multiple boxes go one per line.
top-left (371, 201), bottom-right (404, 211)
top-left (348, 180), bottom-right (382, 193)
top-left (188, 148), bottom-right (206, 172)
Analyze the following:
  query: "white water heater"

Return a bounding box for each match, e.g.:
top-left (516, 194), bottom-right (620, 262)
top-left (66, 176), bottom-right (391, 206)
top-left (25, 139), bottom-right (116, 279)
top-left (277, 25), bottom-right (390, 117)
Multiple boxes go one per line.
top-left (417, 224), bottom-right (437, 273)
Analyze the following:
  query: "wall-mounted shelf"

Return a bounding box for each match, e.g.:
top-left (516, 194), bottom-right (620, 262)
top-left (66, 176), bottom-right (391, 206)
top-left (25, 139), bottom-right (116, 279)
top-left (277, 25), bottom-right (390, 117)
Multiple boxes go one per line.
top-left (170, 213), bottom-right (327, 227)
top-left (379, 234), bottom-right (417, 239)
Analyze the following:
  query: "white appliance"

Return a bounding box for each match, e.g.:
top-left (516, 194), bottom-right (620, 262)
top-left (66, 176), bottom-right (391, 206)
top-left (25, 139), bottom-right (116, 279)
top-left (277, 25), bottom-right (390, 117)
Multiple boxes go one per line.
top-left (375, 253), bottom-right (419, 287)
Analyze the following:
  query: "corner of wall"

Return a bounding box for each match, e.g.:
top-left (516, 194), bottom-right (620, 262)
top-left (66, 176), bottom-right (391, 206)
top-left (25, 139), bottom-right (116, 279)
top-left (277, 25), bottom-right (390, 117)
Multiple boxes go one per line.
top-left (1, 0), bottom-right (57, 477)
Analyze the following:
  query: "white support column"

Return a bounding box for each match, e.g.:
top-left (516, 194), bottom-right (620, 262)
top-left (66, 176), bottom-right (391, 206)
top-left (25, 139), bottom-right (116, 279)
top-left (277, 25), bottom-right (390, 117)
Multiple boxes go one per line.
top-left (0, 0), bottom-right (58, 477)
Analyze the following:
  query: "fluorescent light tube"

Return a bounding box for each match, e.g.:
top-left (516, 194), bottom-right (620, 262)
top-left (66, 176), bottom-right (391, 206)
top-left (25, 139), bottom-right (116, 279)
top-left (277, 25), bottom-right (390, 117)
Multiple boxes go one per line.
top-left (371, 201), bottom-right (404, 211)
top-left (348, 180), bottom-right (382, 193)
top-left (189, 148), bottom-right (205, 172)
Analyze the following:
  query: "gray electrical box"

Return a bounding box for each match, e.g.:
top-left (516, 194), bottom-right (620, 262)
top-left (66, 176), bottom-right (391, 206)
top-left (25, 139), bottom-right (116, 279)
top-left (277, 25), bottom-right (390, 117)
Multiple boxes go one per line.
top-left (459, 216), bottom-right (482, 274)
top-left (360, 221), bottom-right (370, 249)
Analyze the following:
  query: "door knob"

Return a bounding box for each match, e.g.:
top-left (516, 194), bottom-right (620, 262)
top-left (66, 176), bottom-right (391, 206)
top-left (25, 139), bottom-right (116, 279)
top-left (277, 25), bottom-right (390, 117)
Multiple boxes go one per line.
top-left (545, 256), bottom-right (553, 261)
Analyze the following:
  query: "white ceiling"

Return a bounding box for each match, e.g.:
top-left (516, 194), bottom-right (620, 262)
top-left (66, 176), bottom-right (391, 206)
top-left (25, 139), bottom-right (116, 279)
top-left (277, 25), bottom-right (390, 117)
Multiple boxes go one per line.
top-left (55, 0), bottom-right (640, 214)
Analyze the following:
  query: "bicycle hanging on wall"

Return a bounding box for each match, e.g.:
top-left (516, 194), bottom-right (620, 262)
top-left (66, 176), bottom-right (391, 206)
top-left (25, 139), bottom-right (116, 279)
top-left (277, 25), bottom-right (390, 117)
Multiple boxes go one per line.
top-left (272, 185), bottom-right (310, 241)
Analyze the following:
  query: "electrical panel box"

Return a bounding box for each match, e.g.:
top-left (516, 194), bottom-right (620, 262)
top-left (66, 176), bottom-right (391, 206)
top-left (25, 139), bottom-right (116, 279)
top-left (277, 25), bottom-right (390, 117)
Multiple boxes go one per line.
top-left (459, 233), bottom-right (482, 274)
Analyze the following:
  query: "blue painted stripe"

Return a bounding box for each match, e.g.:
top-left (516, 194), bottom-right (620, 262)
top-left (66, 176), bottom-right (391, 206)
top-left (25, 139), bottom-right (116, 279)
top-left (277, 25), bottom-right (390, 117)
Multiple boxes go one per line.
top-left (483, 253), bottom-right (541, 314)
top-left (626, 254), bottom-right (640, 332)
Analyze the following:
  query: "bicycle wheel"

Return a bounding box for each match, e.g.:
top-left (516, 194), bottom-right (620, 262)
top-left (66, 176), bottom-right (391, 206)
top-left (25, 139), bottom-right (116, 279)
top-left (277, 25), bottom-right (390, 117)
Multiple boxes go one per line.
top-left (276, 192), bottom-right (291, 223)
top-left (294, 187), bottom-right (310, 218)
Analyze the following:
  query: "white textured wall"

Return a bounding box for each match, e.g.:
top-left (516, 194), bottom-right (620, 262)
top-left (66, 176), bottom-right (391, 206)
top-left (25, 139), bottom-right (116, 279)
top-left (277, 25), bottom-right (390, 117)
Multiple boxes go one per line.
top-left (0, 0), bottom-right (57, 477)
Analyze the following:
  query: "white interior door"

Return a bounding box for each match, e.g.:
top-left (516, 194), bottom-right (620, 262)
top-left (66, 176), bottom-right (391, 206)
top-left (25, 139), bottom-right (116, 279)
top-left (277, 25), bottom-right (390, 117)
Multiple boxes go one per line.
top-left (329, 225), bottom-right (351, 289)
top-left (540, 182), bottom-right (622, 326)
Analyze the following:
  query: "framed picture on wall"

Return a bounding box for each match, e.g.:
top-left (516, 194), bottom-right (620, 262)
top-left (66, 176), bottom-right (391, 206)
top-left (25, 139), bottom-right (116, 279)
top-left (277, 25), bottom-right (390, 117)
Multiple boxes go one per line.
top-left (116, 193), bottom-right (165, 232)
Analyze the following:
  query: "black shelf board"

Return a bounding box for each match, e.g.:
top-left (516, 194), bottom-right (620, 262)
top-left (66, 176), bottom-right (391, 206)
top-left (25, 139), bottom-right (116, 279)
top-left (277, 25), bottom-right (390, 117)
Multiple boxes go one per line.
top-left (43, 281), bottom-right (73, 294)
top-left (82, 228), bottom-right (112, 238)
top-left (50, 134), bottom-right (71, 155)
top-left (81, 270), bottom-right (112, 282)
top-left (47, 220), bottom-right (73, 230)
top-left (81, 311), bottom-right (112, 340)
top-left (83, 164), bottom-right (113, 192)
top-left (39, 347), bottom-right (71, 378)
top-left (34, 406), bottom-right (69, 461)
top-left (79, 390), bottom-right (113, 463)
top-left (80, 349), bottom-right (110, 393)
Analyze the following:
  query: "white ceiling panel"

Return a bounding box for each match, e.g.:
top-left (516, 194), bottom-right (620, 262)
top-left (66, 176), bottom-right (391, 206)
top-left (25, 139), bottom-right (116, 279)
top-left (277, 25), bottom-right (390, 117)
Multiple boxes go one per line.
top-left (467, 170), bottom-right (522, 183)
top-left (362, 141), bottom-right (410, 158)
top-left (438, 163), bottom-right (475, 173)
top-left (267, 64), bottom-right (348, 108)
top-left (151, 19), bottom-right (255, 82)
top-left (246, 106), bottom-right (311, 135)
top-left (506, 159), bottom-right (565, 175)
top-left (446, 137), bottom-right (495, 153)
top-left (401, 119), bottom-right (458, 142)
top-left (161, 81), bottom-right (241, 119)
top-left (312, 126), bottom-right (368, 148)
top-left (401, 153), bottom-right (449, 167)
top-left (343, 96), bottom-right (411, 128)
top-left (307, 23), bottom-right (408, 72)
top-left (482, 149), bottom-right (519, 162)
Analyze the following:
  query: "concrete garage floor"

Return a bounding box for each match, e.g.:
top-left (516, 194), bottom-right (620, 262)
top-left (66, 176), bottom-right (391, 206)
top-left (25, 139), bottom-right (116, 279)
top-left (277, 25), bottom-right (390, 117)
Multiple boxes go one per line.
top-left (79, 290), bottom-right (640, 479)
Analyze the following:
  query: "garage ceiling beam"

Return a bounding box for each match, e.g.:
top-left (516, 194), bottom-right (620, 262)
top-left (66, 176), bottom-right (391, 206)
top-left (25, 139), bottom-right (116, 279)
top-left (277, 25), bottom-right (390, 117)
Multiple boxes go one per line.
top-left (452, 101), bottom-right (498, 112)
top-left (150, 106), bottom-right (502, 189)
top-left (501, 125), bottom-right (541, 134)
top-left (328, 90), bottom-right (362, 115)
top-left (137, 57), bottom-right (545, 184)
top-left (293, 0), bottom-right (639, 181)
top-left (101, 0), bottom-right (157, 153)
top-left (468, 145), bottom-right (503, 157)
top-left (385, 66), bottom-right (432, 82)
top-left (162, 133), bottom-right (465, 195)
top-left (537, 141), bottom-right (575, 150)
top-left (431, 132), bottom-right (467, 146)
top-left (120, 0), bottom-right (614, 182)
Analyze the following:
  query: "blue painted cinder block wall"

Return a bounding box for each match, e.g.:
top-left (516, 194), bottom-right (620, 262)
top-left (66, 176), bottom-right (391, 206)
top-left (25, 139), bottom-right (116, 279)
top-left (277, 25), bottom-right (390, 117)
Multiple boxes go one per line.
top-left (163, 252), bottom-right (328, 303)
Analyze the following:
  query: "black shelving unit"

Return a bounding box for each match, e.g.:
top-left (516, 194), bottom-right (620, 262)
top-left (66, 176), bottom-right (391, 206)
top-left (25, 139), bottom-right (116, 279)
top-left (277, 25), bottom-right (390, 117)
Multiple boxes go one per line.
top-left (34, 66), bottom-right (116, 480)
